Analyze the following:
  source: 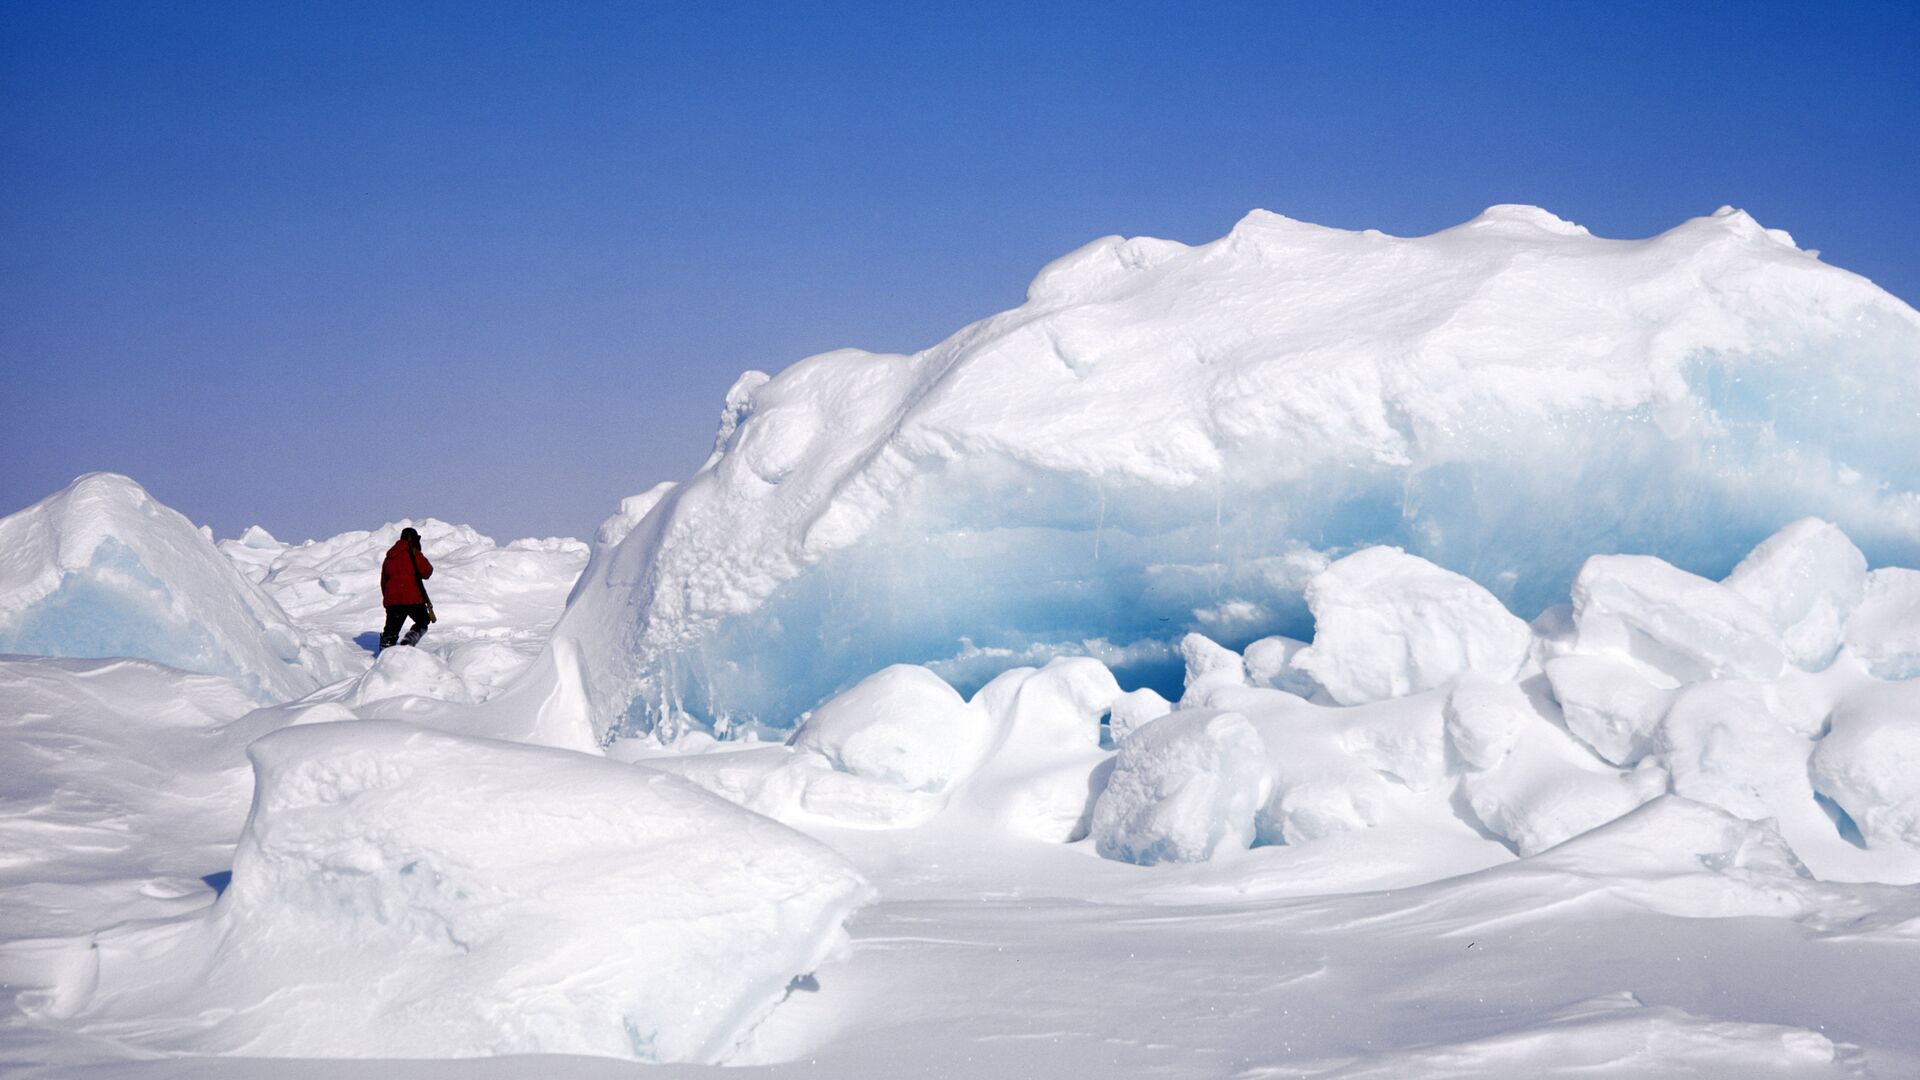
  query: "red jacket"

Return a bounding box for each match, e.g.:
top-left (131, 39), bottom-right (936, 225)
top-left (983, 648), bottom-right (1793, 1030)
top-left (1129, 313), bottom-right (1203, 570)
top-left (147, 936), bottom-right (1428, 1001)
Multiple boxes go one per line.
top-left (380, 540), bottom-right (433, 607)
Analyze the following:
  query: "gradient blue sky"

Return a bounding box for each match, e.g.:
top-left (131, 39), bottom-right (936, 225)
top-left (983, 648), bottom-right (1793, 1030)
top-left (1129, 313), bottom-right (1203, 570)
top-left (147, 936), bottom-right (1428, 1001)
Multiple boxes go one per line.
top-left (5, 1), bottom-right (1916, 542)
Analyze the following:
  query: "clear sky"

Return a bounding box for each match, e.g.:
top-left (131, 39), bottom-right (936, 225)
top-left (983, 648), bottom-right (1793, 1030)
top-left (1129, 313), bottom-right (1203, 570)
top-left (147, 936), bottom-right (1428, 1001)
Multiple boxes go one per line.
top-left (4, 1), bottom-right (1916, 543)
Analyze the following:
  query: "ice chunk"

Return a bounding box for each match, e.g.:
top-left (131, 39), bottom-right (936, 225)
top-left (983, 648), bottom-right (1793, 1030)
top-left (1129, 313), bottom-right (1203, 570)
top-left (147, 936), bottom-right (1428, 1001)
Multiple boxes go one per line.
top-left (343, 645), bottom-right (475, 708)
top-left (1443, 675), bottom-right (1533, 771)
top-left (1460, 700), bottom-right (1662, 856)
top-left (1524, 795), bottom-right (1808, 880)
top-left (1292, 547), bottom-right (1532, 706)
top-left (789, 664), bottom-right (992, 793)
top-left (1107, 686), bottom-right (1172, 744)
top-left (1242, 634), bottom-right (1321, 698)
top-left (1543, 654), bottom-right (1676, 766)
top-left (1722, 518), bottom-right (1867, 669)
top-left (1570, 554), bottom-right (1787, 683)
top-left (1657, 680), bottom-right (1820, 822)
top-left (1844, 568), bottom-right (1920, 680)
top-left (1809, 680), bottom-right (1920, 849)
top-left (0, 474), bottom-right (346, 700)
top-left (1342, 694), bottom-right (1451, 792)
top-left (1178, 632), bottom-right (1247, 707)
top-left (1244, 700), bottom-right (1401, 846)
top-left (1090, 709), bottom-right (1265, 864)
top-left (33, 722), bottom-right (870, 1061)
top-left (953, 658), bottom-right (1120, 842)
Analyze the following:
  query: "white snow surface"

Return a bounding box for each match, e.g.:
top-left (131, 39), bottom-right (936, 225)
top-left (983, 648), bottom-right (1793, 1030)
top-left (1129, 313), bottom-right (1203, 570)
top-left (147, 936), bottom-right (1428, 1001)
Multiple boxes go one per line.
top-left (7, 204), bottom-right (1920, 1077)
top-left (547, 205), bottom-right (1920, 739)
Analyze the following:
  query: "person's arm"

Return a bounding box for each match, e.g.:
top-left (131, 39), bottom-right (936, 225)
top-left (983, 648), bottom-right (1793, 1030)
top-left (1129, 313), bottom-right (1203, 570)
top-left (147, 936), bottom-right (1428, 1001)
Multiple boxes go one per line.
top-left (413, 546), bottom-right (433, 579)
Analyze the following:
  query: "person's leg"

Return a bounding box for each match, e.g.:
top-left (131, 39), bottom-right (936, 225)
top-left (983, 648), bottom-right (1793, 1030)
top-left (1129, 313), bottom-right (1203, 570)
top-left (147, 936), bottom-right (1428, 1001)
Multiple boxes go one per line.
top-left (400, 604), bottom-right (430, 646)
top-left (379, 606), bottom-right (406, 649)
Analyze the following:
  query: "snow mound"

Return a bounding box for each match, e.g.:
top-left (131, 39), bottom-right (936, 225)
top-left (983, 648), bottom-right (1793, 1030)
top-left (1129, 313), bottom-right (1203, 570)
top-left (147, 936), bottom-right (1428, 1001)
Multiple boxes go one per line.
top-left (1723, 517), bottom-right (1867, 670)
top-left (1570, 555), bottom-right (1787, 682)
top-left (658, 658), bottom-right (1122, 840)
top-left (1845, 568), bottom-right (1920, 679)
top-left (1810, 680), bottom-right (1920, 849)
top-left (788, 664), bottom-right (993, 793)
top-left (1292, 547), bottom-right (1532, 706)
top-left (342, 644), bottom-right (475, 708)
top-left (0, 474), bottom-right (348, 700)
top-left (31, 721), bottom-right (871, 1062)
top-left (549, 205), bottom-right (1920, 738)
top-left (1090, 709), bottom-right (1265, 865)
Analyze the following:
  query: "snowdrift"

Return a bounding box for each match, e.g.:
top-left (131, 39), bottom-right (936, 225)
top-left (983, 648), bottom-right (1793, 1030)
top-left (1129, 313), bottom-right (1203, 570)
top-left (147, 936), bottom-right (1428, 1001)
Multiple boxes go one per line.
top-left (0, 474), bottom-right (352, 701)
top-left (551, 205), bottom-right (1920, 739)
top-left (27, 721), bottom-right (871, 1062)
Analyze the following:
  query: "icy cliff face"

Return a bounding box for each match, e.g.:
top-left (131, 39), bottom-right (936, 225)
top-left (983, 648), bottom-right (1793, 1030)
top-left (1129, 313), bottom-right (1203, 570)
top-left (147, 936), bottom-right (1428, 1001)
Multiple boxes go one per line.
top-left (0, 474), bottom-right (351, 701)
top-left (554, 206), bottom-right (1920, 738)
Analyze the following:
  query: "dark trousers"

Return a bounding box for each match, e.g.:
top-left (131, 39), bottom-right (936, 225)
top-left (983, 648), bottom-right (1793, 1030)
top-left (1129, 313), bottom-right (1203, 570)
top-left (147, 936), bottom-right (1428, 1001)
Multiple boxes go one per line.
top-left (380, 604), bottom-right (431, 649)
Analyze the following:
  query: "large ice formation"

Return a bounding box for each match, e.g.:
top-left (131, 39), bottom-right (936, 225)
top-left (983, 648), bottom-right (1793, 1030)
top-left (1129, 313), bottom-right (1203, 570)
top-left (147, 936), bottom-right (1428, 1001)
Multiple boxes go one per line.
top-left (0, 474), bottom-right (351, 700)
top-left (29, 721), bottom-right (871, 1062)
top-left (548, 206), bottom-right (1920, 738)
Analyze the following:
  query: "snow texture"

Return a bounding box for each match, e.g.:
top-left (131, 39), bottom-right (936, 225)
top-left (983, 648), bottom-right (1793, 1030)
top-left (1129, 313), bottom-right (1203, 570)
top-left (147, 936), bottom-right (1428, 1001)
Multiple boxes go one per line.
top-left (23, 721), bottom-right (870, 1062)
top-left (548, 205), bottom-right (1920, 739)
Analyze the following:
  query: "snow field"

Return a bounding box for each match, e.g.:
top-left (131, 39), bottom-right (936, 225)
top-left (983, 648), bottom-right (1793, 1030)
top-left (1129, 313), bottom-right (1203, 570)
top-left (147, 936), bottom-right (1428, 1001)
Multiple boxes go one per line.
top-left (19, 721), bottom-right (871, 1062)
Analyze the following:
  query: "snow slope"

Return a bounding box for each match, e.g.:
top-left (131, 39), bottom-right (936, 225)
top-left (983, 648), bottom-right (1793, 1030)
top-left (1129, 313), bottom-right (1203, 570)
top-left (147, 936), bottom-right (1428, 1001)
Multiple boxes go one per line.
top-left (0, 474), bottom-right (355, 701)
top-left (549, 205), bottom-right (1920, 739)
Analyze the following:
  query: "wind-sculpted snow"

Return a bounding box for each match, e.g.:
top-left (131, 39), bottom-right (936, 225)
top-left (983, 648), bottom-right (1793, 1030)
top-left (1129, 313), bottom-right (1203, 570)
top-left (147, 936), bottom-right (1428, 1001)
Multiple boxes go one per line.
top-left (0, 474), bottom-right (354, 701)
top-left (551, 205), bottom-right (1920, 739)
top-left (23, 722), bottom-right (871, 1062)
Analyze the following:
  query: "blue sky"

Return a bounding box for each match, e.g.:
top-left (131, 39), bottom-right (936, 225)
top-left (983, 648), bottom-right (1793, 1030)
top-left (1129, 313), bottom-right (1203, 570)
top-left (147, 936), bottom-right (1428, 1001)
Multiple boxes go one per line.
top-left (4, 1), bottom-right (1916, 542)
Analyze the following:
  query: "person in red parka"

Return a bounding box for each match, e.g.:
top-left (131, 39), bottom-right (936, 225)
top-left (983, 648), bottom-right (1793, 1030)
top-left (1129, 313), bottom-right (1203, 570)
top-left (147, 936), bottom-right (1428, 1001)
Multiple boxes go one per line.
top-left (378, 526), bottom-right (436, 649)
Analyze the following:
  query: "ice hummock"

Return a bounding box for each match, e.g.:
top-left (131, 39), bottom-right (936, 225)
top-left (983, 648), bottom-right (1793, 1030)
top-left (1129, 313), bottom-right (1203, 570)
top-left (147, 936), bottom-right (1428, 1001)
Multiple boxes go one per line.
top-left (0, 474), bottom-right (353, 701)
top-left (549, 206), bottom-right (1920, 740)
top-left (25, 721), bottom-right (871, 1062)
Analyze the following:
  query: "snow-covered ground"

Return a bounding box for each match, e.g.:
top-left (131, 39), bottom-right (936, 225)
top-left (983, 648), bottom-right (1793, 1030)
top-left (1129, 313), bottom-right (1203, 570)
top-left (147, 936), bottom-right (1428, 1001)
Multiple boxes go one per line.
top-left (4, 206), bottom-right (1920, 1078)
